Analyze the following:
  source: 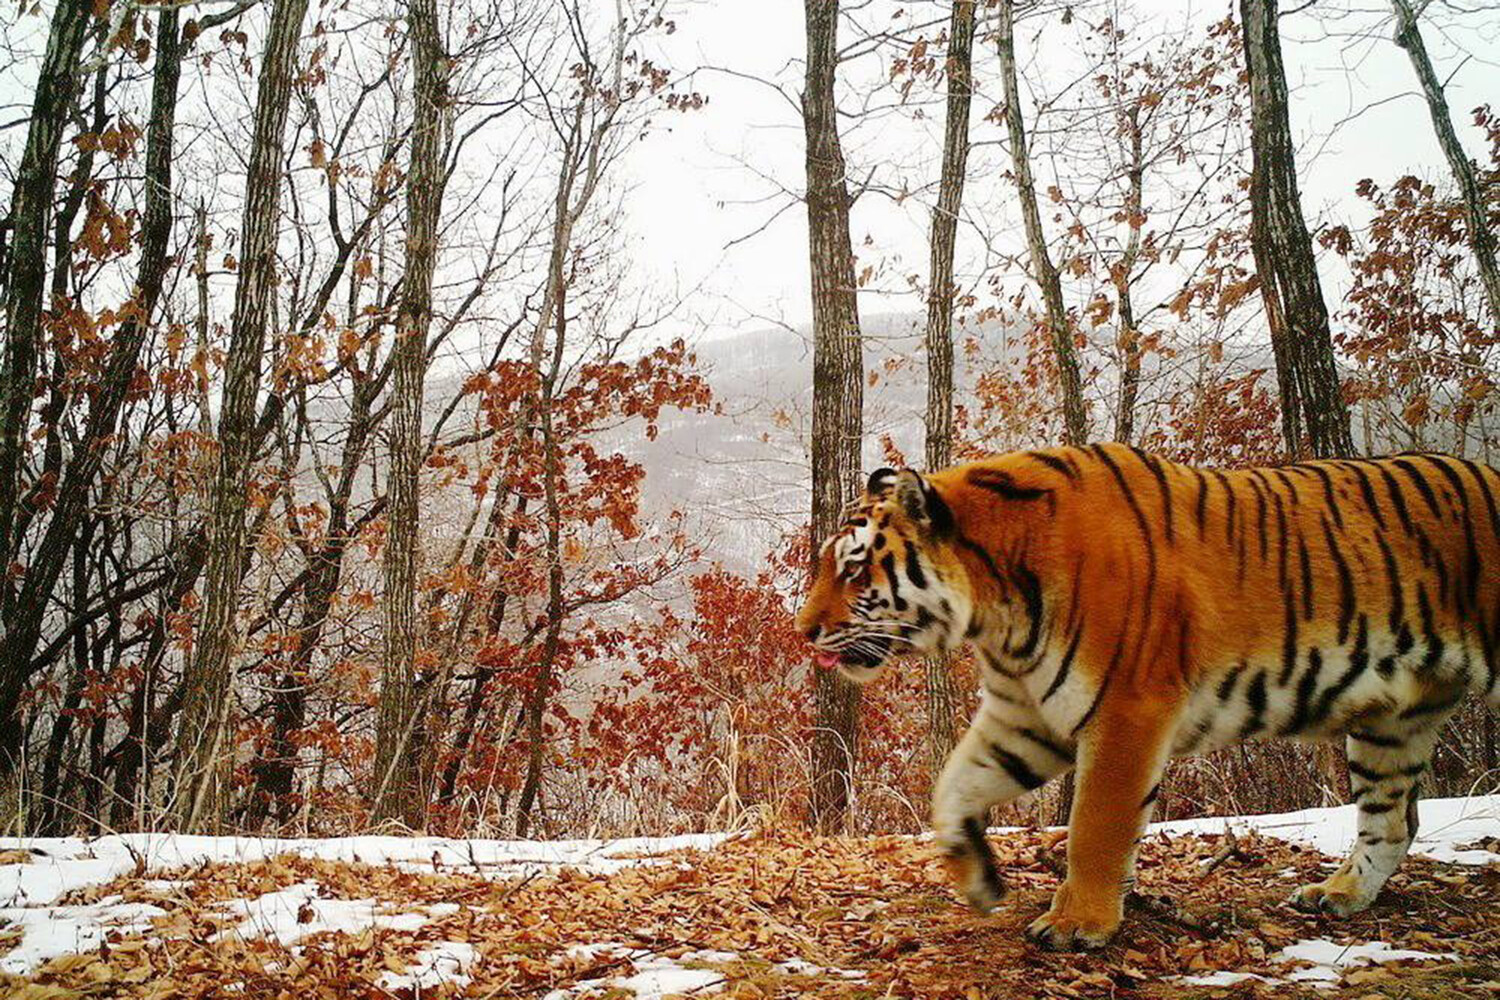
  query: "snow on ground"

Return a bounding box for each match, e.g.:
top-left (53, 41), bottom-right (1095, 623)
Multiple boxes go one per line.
top-left (544, 947), bottom-right (736, 1000)
top-left (377, 940), bottom-right (478, 992)
top-left (1177, 938), bottom-right (1458, 990)
top-left (0, 831), bottom-right (725, 978)
top-left (210, 881), bottom-right (433, 945)
top-left (1152, 794), bottom-right (1500, 866)
top-left (1, 796), bottom-right (1495, 991)
top-left (0, 830), bottom-right (727, 908)
top-left (0, 897), bottom-right (166, 976)
top-left (541, 946), bottom-right (865, 1000)
top-left (1274, 939), bottom-right (1457, 983)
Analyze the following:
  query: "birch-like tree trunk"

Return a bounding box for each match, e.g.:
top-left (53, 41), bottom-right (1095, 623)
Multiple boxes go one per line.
top-left (1390, 0), bottom-right (1500, 323)
top-left (803, 0), bottom-right (866, 833)
top-left (173, 0), bottom-right (309, 832)
top-left (1240, 0), bottom-right (1354, 460)
top-left (370, 0), bottom-right (449, 829)
top-left (922, 0), bottom-right (976, 776)
top-left (996, 0), bottom-right (1087, 447)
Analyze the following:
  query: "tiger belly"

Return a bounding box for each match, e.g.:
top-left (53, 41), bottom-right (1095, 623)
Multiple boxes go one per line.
top-left (1168, 617), bottom-right (1478, 758)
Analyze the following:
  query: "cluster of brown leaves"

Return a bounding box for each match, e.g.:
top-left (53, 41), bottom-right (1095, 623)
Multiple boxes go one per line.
top-left (4, 828), bottom-right (1497, 999)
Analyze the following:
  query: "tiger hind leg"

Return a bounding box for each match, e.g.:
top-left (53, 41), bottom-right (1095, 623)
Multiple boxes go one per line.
top-left (932, 687), bottom-right (1074, 915)
top-left (1290, 724), bottom-right (1440, 916)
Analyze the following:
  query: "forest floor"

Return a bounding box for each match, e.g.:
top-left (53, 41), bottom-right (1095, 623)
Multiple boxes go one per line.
top-left (1, 797), bottom-right (1497, 999)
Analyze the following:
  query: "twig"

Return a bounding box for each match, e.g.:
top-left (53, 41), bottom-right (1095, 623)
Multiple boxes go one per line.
top-left (1199, 830), bottom-right (1248, 878)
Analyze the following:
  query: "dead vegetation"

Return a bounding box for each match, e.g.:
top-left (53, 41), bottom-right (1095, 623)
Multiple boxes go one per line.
top-left (3, 826), bottom-right (1496, 999)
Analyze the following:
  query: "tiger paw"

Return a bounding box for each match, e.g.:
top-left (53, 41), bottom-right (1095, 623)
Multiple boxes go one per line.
top-left (1024, 907), bottom-right (1119, 951)
top-left (962, 875), bottom-right (1006, 915)
top-left (941, 852), bottom-right (1006, 914)
top-left (1288, 878), bottom-right (1375, 917)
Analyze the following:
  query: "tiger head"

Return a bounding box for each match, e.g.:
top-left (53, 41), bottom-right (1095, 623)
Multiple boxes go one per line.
top-left (795, 468), bottom-right (974, 683)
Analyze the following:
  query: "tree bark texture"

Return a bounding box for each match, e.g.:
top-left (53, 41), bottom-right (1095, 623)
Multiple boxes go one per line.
top-left (1113, 108), bottom-right (1145, 445)
top-left (0, 0), bottom-right (91, 587)
top-left (173, 0), bottom-right (310, 832)
top-left (996, 0), bottom-right (1088, 447)
top-left (370, 0), bottom-right (448, 830)
top-left (1390, 0), bottom-right (1500, 324)
top-left (803, 0), bottom-right (865, 833)
top-left (1240, 0), bottom-right (1354, 460)
top-left (921, 0), bottom-right (976, 776)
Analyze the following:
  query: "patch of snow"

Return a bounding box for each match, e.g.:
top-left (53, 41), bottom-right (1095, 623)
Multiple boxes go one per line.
top-left (377, 940), bottom-right (477, 991)
top-left (777, 957), bottom-right (866, 979)
top-left (210, 882), bottom-right (430, 945)
top-left (1176, 970), bottom-right (1274, 986)
top-left (1276, 938), bottom-right (1456, 982)
top-left (545, 946), bottom-right (734, 1000)
top-left (556, 941), bottom-right (636, 964)
top-left (1176, 938), bottom-right (1458, 990)
top-left (0, 896), bottom-right (166, 975)
top-left (608, 955), bottom-right (727, 999)
top-left (1152, 795), bottom-right (1500, 866)
top-left (0, 831), bottom-right (729, 908)
top-left (545, 946), bottom-right (869, 997)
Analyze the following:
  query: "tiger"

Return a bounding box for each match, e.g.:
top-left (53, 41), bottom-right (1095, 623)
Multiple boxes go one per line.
top-left (795, 443), bottom-right (1500, 950)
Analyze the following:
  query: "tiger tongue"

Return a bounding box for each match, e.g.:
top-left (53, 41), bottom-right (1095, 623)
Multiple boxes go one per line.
top-left (813, 651), bottom-right (841, 670)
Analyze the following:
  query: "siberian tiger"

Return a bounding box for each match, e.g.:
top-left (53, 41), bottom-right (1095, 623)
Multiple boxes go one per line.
top-left (795, 444), bottom-right (1500, 950)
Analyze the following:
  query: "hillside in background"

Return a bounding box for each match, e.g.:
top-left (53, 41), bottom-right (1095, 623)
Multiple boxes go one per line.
top-left (626, 312), bottom-right (1013, 572)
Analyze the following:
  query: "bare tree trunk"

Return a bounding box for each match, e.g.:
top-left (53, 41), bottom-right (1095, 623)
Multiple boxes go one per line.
top-left (173, 0), bottom-right (309, 832)
top-left (1113, 109), bottom-right (1145, 444)
top-left (0, 0), bottom-right (91, 578)
top-left (515, 355), bottom-right (564, 838)
top-left (1240, 0), bottom-right (1354, 461)
top-left (37, 518), bottom-right (95, 834)
top-left (514, 111), bottom-right (580, 838)
top-left (0, 0), bottom-right (92, 828)
top-left (921, 0), bottom-right (976, 777)
top-left (1390, 0), bottom-right (1500, 323)
top-left (803, 0), bottom-right (865, 833)
top-left (996, 0), bottom-right (1087, 447)
top-left (370, 0), bottom-right (448, 830)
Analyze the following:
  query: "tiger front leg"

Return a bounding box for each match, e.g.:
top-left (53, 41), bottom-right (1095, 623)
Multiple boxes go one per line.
top-left (1026, 701), bottom-right (1177, 951)
top-left (933, 687), bottom-right (1074, 914)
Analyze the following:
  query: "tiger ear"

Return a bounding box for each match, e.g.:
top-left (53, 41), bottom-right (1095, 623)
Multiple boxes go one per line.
top-left (893, 469), bottom-right (954, 536)
top-left (866, 468), bottom-right (899, 497)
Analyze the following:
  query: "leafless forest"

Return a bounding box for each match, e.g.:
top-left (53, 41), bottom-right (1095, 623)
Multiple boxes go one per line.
top-left (0, 0), bottom-right (1496, 843)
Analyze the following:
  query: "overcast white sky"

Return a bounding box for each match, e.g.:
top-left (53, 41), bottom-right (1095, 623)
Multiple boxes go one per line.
top-left (614, 0), bottom-right (1500, 339)
top-left (2, 0), bottom-right (1494, 348)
